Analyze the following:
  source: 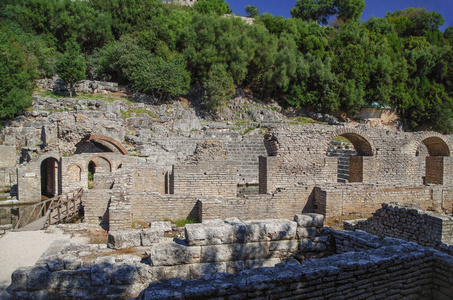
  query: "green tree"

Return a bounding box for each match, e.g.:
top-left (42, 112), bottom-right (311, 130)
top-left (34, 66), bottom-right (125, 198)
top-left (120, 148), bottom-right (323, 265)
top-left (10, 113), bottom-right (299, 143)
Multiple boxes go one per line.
top-left (290, 0), bottom-right (335, 25)
top-left (98, 36), bottom-right (190, 100)
top-left (202, 64), bottom-right (235, 111)
top-left (334, 0), bottom-right (365, 22)
top-left (245, 5), bottom-right (259, 18)
top-left (0, 22), bottom-right (36, 118)
top-left (194, 0), bottom-right (232, 15)
top-left (56, 38), bottom-right (86, 97)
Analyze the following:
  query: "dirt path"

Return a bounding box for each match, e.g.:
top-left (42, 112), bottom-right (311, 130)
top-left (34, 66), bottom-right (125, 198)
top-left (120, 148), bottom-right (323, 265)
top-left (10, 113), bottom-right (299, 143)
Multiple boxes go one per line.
top-left (0, 228), bottom-right (87, 299)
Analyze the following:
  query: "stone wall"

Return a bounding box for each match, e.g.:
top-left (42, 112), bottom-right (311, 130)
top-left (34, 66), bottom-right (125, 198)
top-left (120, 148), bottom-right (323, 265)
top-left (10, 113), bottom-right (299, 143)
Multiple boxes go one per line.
top-left (171, 161), bottom-right (237, 197)
top-left (346, 203), bottom-right (453, 253)
top-left (10, 214), bottom-right (330, 299)
top-left (313, 183), bottom-right (453, 219)
top-left (136, 230), bottom-right (453, 300)
top-left (261, 124), bottom-right (453, 192)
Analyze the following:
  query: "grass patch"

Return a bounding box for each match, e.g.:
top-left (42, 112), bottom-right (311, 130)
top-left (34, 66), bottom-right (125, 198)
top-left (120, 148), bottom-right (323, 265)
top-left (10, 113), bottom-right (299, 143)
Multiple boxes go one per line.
top-left (164, 217), bottom-right (198, 228)
top-left (332, 136), bottom-right (352, 145)
top-left (242, 127), bottom-right (255, 135)
top-left (287, 117), bottom-right (316, 125)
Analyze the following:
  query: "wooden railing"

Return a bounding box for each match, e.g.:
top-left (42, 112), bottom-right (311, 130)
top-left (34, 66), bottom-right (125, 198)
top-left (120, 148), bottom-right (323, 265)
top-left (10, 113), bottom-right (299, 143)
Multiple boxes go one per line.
top-left (14, 188), bottom-right (84, 230)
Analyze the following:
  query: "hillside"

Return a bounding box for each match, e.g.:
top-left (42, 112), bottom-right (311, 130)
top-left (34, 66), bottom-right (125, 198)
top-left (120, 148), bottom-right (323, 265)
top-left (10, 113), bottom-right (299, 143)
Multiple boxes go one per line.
top-left (1, 0), bottom-right (452, 132)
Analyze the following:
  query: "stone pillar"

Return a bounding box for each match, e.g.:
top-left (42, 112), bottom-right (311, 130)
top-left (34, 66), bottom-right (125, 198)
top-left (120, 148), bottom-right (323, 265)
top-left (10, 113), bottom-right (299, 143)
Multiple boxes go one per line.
top-left (349, 156), bottom-right (363, 182)
top-left (17, 164), bottom-right (41, 202)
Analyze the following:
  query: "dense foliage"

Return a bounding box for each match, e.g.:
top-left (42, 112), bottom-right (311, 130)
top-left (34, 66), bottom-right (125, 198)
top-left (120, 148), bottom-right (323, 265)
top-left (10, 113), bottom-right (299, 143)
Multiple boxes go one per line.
top-left (1, 0), bottom-right (452, 132)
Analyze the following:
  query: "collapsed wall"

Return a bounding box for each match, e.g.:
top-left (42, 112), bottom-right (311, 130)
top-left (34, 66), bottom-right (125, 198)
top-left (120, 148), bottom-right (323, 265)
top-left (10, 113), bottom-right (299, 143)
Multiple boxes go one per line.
top-left (345, 202), bottom-right (453, 254)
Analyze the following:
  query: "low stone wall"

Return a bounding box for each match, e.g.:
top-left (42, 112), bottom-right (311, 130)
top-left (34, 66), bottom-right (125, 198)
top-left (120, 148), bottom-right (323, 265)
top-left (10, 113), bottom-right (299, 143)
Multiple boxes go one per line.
top-left (313, 184), bottom-right (452, 219)
top-left (10, 215), bottom-right (329, 299)
top-left (345, 202), bottom-right (453, 254)
top-left (137, 232), bottom-right (453, 300)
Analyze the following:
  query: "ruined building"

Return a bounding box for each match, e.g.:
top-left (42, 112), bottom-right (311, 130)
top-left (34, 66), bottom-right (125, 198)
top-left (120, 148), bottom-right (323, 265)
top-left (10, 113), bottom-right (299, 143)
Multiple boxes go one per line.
top-left (1, 81), bottom-right (453, 231)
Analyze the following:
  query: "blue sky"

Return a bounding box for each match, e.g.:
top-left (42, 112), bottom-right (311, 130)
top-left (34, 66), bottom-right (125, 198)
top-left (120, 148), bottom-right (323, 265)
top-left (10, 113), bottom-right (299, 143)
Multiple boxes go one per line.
top-left (226, 0), bottom-right (453, 31)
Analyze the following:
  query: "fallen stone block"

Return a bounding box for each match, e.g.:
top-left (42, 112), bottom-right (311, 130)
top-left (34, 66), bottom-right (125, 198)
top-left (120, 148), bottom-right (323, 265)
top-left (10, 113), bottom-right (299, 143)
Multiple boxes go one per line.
top-left (141, 228), bottom-right (164, 246)
top-left (108, 230), bottom-right (141, 249)
top-left (149, 221), bottom-right (172, 232)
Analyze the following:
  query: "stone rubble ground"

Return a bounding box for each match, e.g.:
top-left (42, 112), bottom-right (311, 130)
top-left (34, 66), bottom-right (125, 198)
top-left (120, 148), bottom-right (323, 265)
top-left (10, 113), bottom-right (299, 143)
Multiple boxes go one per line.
top-left (0, 226), bottom-right (88, 299)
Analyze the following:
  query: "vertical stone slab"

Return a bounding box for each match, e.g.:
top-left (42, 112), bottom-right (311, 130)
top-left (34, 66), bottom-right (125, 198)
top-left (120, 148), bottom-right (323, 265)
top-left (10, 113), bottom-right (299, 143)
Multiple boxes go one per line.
top-left (17, 164), bottom-right (41, 202)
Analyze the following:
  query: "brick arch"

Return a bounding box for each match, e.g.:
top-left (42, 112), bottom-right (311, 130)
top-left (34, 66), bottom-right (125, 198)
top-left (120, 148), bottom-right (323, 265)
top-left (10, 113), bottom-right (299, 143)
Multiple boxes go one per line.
top-left (411, 133), bottom-right (450, 157)
top-left (88, 155), bottom-right (112, 173)
top-left (81, 135), bottom-right (128, 155)
top-left (327, 128), bottom-right (376, 156)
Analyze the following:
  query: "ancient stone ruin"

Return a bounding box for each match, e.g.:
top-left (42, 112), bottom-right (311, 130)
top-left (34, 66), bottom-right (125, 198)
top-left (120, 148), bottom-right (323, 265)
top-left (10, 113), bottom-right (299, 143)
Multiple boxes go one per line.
top-left (1, 84), bottom-right (453, 298)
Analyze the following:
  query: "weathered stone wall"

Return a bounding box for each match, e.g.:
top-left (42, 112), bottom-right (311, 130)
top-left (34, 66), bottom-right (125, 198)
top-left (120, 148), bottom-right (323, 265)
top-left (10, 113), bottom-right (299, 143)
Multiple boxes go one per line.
top-left (262, 124), bottom-right (453, 192)
top-left (346, 203), bottom-right (453, 253)
top-left (10, 215), bottom-right (329, 299)
top-left (131, 192), bottom-right (200, 224)
top-left (61, 154), bottom-right (143, 194)
top-left (136, 231), bottom-right (453, 300)
top-left (313, 184), bottom-right (451, 219)
top-left (172, 161), bottom-right (237, 197)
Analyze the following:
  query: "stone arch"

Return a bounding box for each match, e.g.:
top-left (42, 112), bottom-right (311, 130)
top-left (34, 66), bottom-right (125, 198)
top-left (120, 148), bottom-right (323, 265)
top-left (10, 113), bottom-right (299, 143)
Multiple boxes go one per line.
top-left (327, 128), bottom-right (375, 157)
top-left (410, 133), bottom-right (451, 185)
top-left (76, 135), bottom-right (128, 155)
top-left (40, 157), bottom-right (60, 198)
top-left (414, 133), bottom-right (450, 157)
top-left (326, 129), bottom-right (375, 183)
top-left (88, 156), bottom-right (112, 173)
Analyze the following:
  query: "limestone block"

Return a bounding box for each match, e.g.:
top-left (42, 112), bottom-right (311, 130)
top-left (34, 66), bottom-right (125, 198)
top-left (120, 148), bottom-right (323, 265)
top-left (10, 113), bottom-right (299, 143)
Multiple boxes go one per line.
top-left (297, 227), bottom-right (317, 239)
top-left (185, 221), bottom-right (234, 246)
top-left (231, 242), bottom-right (270, 261)
top-left (91, 257), bottom-right (116, 286)
top-left (163, 264), bottom-right (191, 280)
top-left (294, 214), bottom-right (324, 228)
top-left (150, 221), bottom-right (172, 232)
top-left (112, 264), bottom-right (140, 285)
top-left (242, 221), bottom-right (268, 242)
top-left (108, 230), bottom-right (141, 249)
top-left (141, 228), bottom-right (164, 246)
top-left (200, 244), bottom-right (234, 263)
top-left (263, 220), bottom-right (297, 240)
top-left (26, 266), bottom-right (50, 291)
top-left (225, 218), bottom-right (248, 243)
top-left (299, 239), bottom-right (327, 252)
top-left (149, 243), bottom-right (201, 266)
top-left (226, 260), bottom-right (245, 274)
top-left (269, 240), bottom-right (299, 253)
top-left (11, 267), bottom-right (28, 292)
top-left (48, 268), bottom-right (91, 290)
top-left (189, 262), bottom-right (226, 278)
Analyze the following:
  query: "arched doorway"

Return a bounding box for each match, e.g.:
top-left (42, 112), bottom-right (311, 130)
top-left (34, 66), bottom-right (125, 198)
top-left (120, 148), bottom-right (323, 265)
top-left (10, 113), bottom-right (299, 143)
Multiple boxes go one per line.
top-left (40, 157), bottom-right (59, 198)
top-left (418, 137), bottom-right (450, 185)
top-left (327, 132), bottom-right (374, 183)
top-left (88, 156), bottom-right (112, 189)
